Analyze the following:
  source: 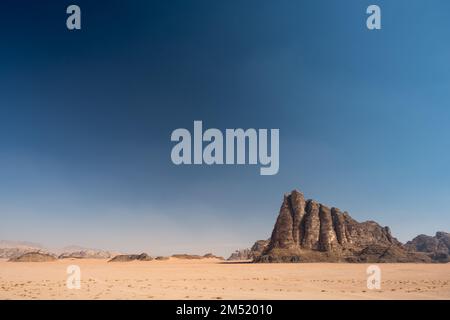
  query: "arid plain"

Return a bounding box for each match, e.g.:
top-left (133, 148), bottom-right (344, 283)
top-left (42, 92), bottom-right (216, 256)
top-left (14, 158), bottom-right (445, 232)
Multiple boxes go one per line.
top-left (0, 258), bottom-right (449, 300)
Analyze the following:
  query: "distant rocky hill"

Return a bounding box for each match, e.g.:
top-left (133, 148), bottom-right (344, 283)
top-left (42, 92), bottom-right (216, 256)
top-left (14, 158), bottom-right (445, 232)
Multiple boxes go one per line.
top-left (405, 232), bottom-right (450, 262)
top-left (172, 253), bottom-right (224, 260)
top-left (9, 252), bottom-right (57, 262)
top-left (255, 189), bottom-right (440, 263)
top-left (0, 241), bottom-right (49, 259)
top-left (228, 240), bottom-right (269, 261)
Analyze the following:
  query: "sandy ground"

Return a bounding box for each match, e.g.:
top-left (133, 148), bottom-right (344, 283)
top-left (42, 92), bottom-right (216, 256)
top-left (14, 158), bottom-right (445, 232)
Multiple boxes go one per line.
top-left (0, 258), bottom-right (449, 300)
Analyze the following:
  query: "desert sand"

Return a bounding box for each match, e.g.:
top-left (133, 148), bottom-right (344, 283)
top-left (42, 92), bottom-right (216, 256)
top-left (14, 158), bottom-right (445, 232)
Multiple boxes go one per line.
top-left (0, 258), bottom-right (449, 300)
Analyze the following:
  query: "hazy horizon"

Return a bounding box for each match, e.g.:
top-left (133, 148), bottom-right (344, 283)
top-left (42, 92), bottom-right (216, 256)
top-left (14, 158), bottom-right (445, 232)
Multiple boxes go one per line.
top-left (1, 1), bottom-right (449, 258)
top-left (1, 185), bottom-right (448, 258)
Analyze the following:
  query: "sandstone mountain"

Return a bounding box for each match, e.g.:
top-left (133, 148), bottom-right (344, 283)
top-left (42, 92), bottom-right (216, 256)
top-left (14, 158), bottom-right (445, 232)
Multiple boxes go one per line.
top-left (256, 190), bottom-right (433, 263)
top-left (228, 240), bottom-right (269, 261)
top-left (405, 232), bottom-right (450, 262)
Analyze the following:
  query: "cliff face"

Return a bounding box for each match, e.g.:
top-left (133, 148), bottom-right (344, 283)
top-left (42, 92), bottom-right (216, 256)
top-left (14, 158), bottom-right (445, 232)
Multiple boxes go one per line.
top-left (257, 190), bottom-right (431, 263)
top-left (405, 232), bottom-right (450, 262)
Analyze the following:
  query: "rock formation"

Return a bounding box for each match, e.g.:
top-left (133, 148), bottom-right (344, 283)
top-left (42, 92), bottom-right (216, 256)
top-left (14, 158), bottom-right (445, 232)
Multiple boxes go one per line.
top-left (256, 189), bottom-right (433, 263)
top-left (9, 252), bottom-right (57, 262)
top-left (108, 253), bottom-right (153, 262)
top-left (58, 250), bottom-right (116, 259)
top-left (228, 249), bottom-right (251, 261)
top-left (228, 240), bottom-right (269, 261)
top-left (405, 232), bottom-right (450, 262)
top-left (0, 241), bottom-right (49, 259)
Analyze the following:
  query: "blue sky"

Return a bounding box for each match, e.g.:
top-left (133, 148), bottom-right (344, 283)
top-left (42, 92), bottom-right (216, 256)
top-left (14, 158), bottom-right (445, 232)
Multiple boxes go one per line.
top-left (0, 1), bottom-right (449, 256)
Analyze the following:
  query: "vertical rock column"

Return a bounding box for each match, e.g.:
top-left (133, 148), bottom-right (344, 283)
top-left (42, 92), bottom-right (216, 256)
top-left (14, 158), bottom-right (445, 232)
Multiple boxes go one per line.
top-left (289, 190), bottom-right (306, 246)
top-left (331, 208), bottom-right (348, 246)
top-left (268, 194), bottom-right (296, 249)
top-left (302, 200), bottom-right (321, 250)
top-left (318, 205), bottom-right (339, 251)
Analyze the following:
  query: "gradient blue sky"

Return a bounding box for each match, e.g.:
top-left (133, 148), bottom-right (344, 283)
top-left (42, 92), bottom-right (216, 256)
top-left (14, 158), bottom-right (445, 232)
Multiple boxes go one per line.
top-left (0, 0), bottom-right (449, 256)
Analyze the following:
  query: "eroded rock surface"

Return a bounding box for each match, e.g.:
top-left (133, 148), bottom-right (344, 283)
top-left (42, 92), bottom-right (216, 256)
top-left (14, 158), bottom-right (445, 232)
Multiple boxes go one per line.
top-left (405, 232), bottom-right (450, 262)
top-left (257, 189), bottom-right (438, 263)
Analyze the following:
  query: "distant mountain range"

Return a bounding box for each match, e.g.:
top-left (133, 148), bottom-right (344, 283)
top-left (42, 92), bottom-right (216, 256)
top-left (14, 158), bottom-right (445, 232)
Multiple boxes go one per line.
top-left (0, 241), bottom-right (224, 262)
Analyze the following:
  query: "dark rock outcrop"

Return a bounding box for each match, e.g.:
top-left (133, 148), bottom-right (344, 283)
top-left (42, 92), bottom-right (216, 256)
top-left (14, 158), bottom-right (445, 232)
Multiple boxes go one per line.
top-left (256, 189), bottom-right (436, 263)
top-left (228, 240), bottom-right (269, 261)
top-left (155, 256), bottom-right (169, 261)
top-left (405, 232), bottom-right (450, 262)
top-left (9, 252), bottom-right (57, 262)
top-left (108, 253), bottom-right (153, 262)
top-left (251, 240), bottom-right (269, 255)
